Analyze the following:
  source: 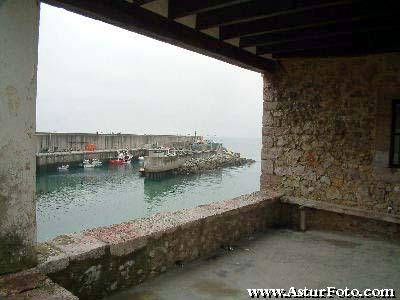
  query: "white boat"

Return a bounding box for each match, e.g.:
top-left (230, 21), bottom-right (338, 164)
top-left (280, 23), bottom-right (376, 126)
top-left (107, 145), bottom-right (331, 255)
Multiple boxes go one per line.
top-left (139, 167), bottom-right (145, 176)
top-left (138, 156), bottom-right (144, 161)
top-left (82, 158), bottom-right (102, 168)
top-left (57, 164), bottom-right (69, 171)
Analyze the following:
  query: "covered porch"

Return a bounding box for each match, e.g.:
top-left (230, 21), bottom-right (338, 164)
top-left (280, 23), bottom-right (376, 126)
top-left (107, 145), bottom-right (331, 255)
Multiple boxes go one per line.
top-left (1, 0), bottom-right (399, 298)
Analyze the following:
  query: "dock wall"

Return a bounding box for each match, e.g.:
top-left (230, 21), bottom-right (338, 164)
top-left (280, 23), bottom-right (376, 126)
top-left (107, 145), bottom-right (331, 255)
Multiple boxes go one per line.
top-left (36, 149), bottom-right (143, 169)
top-left (35, 133), bottom-right (196, 169)
top-left (144, 156), bottom-right (185, 173)
top-left (36, 132), bottom-right (196, 153)
top-left (143, 151), bottom-right (216, 174)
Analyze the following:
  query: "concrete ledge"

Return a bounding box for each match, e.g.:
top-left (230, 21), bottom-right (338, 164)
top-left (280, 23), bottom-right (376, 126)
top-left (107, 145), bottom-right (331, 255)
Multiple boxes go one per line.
top-left (37, 149), bottom-right (118, 157)
top-left (0, 268), bottom-right (78, 299)
top-left (280, 197), bottom-right (400, 239)
top-left (36, 149), bottom-right (127, 169)
top-left (37, 191), bottom-right (281, 299)
top-left (282, 196), bottom-right (400, 224)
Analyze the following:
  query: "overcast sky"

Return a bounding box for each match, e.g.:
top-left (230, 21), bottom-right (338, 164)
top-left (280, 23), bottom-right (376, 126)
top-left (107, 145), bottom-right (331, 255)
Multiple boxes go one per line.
top-left (37, 3), bottom-right (263, 139)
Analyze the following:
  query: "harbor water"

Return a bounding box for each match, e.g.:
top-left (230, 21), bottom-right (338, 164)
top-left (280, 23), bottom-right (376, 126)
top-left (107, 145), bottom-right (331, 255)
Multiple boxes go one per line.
top-left (36, 137), bottom-right (261, 241)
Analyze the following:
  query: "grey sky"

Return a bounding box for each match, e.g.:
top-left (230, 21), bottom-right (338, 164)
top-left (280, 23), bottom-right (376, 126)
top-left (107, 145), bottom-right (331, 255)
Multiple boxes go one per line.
top-left (37, 4), bottom-right (263, 138)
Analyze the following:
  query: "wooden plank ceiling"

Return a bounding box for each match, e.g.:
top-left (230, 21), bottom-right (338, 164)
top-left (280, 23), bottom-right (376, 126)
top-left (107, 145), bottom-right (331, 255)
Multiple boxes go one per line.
top-left (43, 0), bottom-right (400, 73)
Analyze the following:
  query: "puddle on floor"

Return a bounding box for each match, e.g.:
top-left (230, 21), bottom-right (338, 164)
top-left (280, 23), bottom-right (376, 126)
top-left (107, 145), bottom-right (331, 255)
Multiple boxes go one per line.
top-left (191, 279), bottom-right (242, 297)
top-left (321, 238), bottom-right (360, 249)
top-left (111, 290), bottom-right (159, 300)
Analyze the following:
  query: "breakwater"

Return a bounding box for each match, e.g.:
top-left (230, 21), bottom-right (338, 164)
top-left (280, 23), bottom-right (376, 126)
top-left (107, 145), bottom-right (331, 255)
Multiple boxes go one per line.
top-left (35, 133), bottom-right (196, 170)
top-left (142, 151), bottom-right (216, 178)
top-left (36, 132), bottom-right (196, 153)
top-left (176, 153), bottom-right (255, 175)
top-left (143, 150), bottom-right (255, 179)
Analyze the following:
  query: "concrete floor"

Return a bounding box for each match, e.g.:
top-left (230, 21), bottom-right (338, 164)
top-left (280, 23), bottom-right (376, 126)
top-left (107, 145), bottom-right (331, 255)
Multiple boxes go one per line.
top-left (107, 229), bottom-right (400, 300)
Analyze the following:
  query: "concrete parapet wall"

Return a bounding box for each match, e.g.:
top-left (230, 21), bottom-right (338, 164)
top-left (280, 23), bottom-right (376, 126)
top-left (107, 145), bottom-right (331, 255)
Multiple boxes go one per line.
top-left (279, 200), bottom-right (400, 240)
top-left (0, 268), bottom-right (78, 299)
top-left (36, 132), bottom-right (196, 153)
top-left (36, 192), bottom-right (281, 299)
top-left (9, 191), bottom-right (399, 299)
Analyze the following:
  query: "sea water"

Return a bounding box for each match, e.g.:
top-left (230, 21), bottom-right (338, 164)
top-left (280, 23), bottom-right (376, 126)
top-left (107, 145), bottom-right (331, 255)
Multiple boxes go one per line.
top-left (36, 137), bottom-right (261, 241)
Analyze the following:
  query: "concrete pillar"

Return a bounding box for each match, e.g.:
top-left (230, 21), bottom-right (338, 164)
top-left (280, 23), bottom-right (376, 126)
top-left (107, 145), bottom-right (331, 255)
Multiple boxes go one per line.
top-left (0, 0), bottom-right (40, 274)
top-left (260, 72), bottom-right (282, 191)
top-left (299, 207), bottom-right (307, 232)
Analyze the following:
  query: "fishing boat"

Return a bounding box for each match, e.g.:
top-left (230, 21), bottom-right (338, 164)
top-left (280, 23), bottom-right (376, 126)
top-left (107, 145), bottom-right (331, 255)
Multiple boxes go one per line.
top-left (57, 164), bottom-right (69, 171)
top-left (109, 150), bottom-right (132, 165)
top-left (82, 158), bottom-right (102, 168)
top-left (109, 158), bottom-right (125, 165)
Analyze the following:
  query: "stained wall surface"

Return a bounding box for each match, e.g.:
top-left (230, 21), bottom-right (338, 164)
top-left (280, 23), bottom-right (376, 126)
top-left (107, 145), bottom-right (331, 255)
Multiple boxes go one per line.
top-left (0, 0), bottom-right (40, 274)
top-left (261, 53), bottom-right (400, 216)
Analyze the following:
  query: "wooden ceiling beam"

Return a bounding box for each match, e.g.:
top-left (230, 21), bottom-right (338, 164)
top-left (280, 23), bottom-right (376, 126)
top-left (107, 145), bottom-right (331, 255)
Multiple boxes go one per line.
top-left (257, 33), bottom-right (353, 55)
top-left (196, 0), bottom-right (294, 30)
top-left (42, 0), bottom-right (277, 73)
top-left (168, 0), bottom-right (243, 19)
top-left (259, 28), bottom-right (400, 56)
top-left (239, 16), bottom-right (400, 48)
top-left (134, 0), bottom-right (157, 5)
top-left (272, 40), bottom-right (400, 58)
top-left (196, 0), bottom-right (344, 30)
top-left (220, 2), bottom-right (353, 40)
top-left (219, 0), bottom-right (399, 40)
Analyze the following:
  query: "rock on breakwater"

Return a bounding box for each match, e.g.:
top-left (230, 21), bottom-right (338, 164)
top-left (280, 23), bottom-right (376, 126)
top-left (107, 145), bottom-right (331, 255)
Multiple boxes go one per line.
top-left (175, 152), bottom-right (255, 175)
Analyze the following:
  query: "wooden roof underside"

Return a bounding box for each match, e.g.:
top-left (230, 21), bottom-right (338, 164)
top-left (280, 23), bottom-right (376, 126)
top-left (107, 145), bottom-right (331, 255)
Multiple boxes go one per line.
top-left (43, 0), bottom-right (400, 73)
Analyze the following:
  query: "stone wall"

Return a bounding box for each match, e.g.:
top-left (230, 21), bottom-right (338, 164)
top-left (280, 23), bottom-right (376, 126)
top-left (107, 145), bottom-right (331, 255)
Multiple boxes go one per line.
top-left (37, 192), bottom-right (280, 299)
top-left (261, 53), bottom-right (400, 216)
top-left (0, 269), bottom-right (78, 299)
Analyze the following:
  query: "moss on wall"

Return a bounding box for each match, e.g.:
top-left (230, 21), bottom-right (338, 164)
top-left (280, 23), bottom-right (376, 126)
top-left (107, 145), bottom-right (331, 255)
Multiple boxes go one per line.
top-left (0, 233), bottom-right (37, 275)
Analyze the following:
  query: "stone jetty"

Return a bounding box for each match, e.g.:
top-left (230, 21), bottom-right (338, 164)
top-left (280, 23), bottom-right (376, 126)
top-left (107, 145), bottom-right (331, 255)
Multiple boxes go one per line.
top-left (175, 152), bottom-right (255, 175)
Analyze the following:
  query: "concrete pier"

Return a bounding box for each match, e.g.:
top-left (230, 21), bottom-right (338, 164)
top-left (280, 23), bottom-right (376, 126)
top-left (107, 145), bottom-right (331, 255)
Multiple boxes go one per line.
top-left (144, 156), bottom-right (186, 173)
top-left (35, 133), bottom-right (196, 170)
top-left (36, 132), bottom-right (196, 153)
top-left (0, 0), bottom-right (39, 274)
top-left (36, 149), bottom-right (145, 171)
top-left (142, 151), bottom-right (216, 178)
